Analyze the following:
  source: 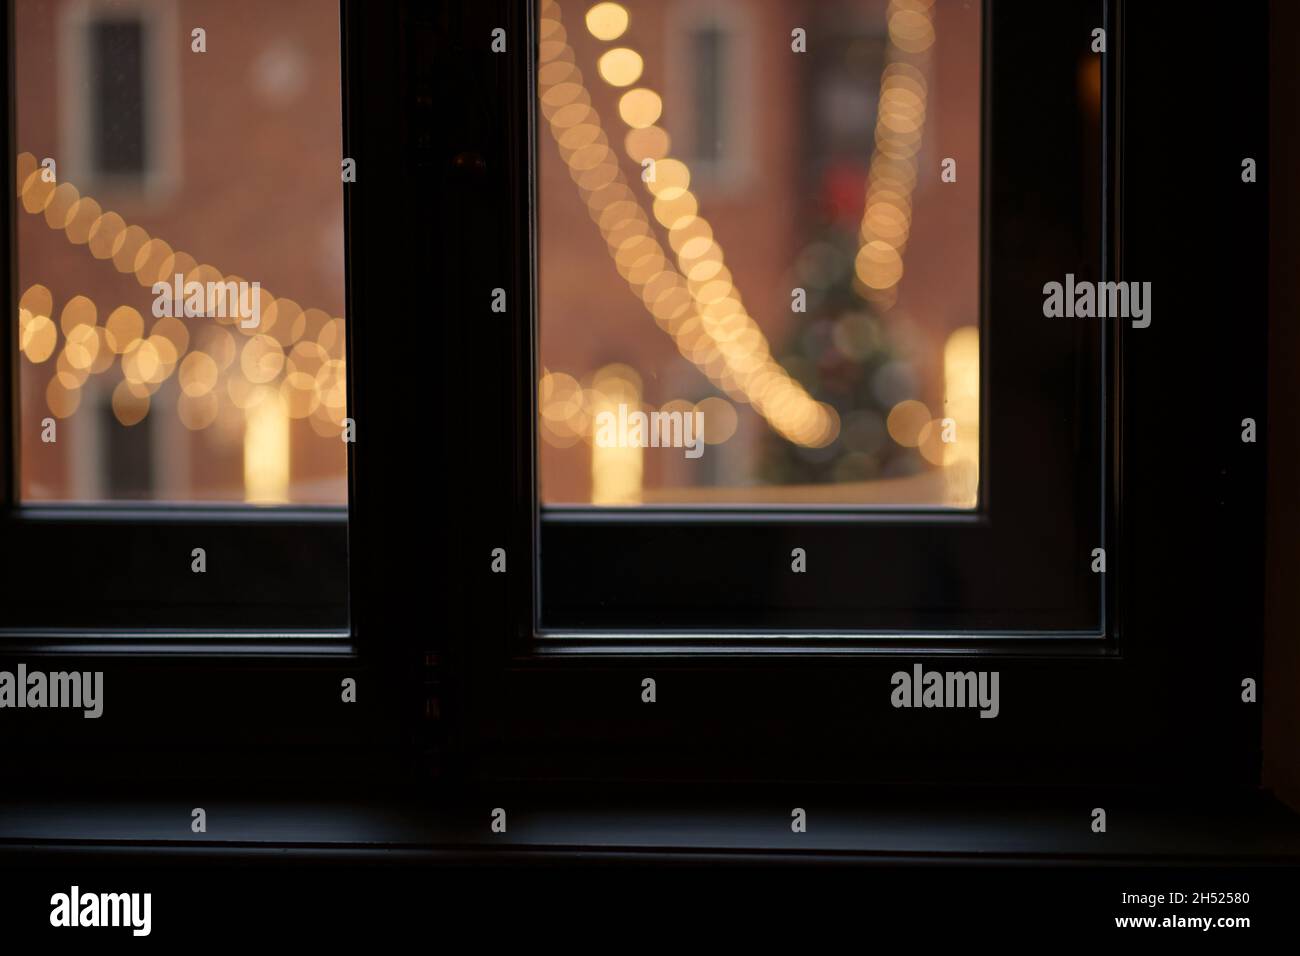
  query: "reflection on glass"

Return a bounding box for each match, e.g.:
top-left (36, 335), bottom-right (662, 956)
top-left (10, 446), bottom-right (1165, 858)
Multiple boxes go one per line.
top-left (539, 0), bottom-right (979, 507)
top-left (15, 0), bottom-right (346, 504)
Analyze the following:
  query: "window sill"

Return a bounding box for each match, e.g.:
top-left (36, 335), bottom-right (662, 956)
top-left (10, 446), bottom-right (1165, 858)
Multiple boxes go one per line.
top-left (3, 787), bottom-right (1299, 864)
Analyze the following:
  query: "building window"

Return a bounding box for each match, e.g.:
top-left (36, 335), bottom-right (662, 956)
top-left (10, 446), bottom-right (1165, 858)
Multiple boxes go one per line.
top-left (665, 0), bottom-right (754, 191)
top-left (88, 16), bottom-right (148, 179)
top-left (690, 24), bottom-right (726, 167)
top-left (58, 0), bottom-right (178, 197)
top-left (9, 0), bottom-right (349, 631)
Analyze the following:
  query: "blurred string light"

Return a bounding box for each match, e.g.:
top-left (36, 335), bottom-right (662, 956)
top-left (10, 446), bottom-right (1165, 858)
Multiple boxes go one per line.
top-left (854, 0), bottom-right (935, 309)
top-left (540, 0), bottom-right (838, 449)
top-left (12, 152), bottom-right (349, 458)
top-left (861, 1), bottom-right (978, 505)
top-left (538, 365), bottom-right (738, 453)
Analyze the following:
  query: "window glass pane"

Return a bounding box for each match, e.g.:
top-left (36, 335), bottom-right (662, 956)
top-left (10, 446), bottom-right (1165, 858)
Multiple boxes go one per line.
top-left (538, 0), bottom-right (979, 507)
top-left (15, 0), bottom-right (347, 505)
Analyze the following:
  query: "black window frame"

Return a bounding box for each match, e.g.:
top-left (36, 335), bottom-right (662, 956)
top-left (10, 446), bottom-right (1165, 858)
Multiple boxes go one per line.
top-left (0, 0), bottom-right (1270, 795)
top-left (431, 0), bottom-right (1268, 788)
top-left (1, 0), bottom-right (352, 636)
top-left (0, 0), bottom-right (429, 787)
top-left (537, 0), bottom-right (1104, 636)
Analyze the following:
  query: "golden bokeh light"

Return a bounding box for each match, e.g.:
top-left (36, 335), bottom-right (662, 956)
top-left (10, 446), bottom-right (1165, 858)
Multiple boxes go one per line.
top-left (159, 250), bottom-right (198, 285)
top-left (295, 307), bottom-right (332, 345)
top-left (122, 338), bottom-right (160, 384)
top-left (887, 399), bottom-right (931, 447)
top-left (110, 225), bottom-right (150, 274)
top-left (144, 334), bottom-right (179, 383)
top-left (88, 327), bottom-right (115, 374)
top-left (541, 79), bottom-right (590, 116)
top-left (59, 294), bottom-right (96, 334)
top-left (539, 371), bottom-right (585, 421)
top-left (227, 375), bottom-right (268, 410)
top-left (122, 375), bottom-right (159, 399)
top-left (617, 88), bottom-right (662, 128)
top-left (184, 264), bottom-right (224, 320)
top-left (645, 157), bottom-right (690, 199)
top-left (19, 283), bottom-right (52, 318)
top-left (133, 237), bottom-right (174, 287)
top-left (43, 182), bottom-right (79, 230)
top-left (151, 315), bottom-right (190, 355)
top-left (316, 360), bottom-right (347, 412)
top-left (199, 325), bottom-right (237, 371)
top-left (263, 295), bottom-right (304, 346)
top-left (308, 405), bottom-right (345, 439)
top-left (20, 313), bottom-right (57, 363)
top-left (111, 379), bottom-right (150, 426)
top-left (55, 348), bottom-right (89, 388)
top-left (624, 125), bottom-right (670, 161)
top-left (46, 375), bottom-right (82, 418)
top-left (63, 323), bottom-right (100, 370)
top-left (20, 169), bottom-right (55, 214)
top-left (15, 151), bottom-right (36, 192)
top-left (889, 8), bottom-right (936, 54)
top-left (87, 211), bottom-right (126, 259)
top-left (317, 317), bottom-right (346, 357)
top-left (104, 305), bottom-right (144, 353)
top-left (240, 334), bottom-right (285, 384)
top-left (855, 240), bottom-right (905, 289)
top-left (597, 47), bottom-right (643, 86)
top-left (287, 340), bottom-right (328, 379)
top-left (696, 396), bottom-right (738, 445)
top-left (593, 362), bottom-right (641, 398)
top-left (62, 196), bottom-right (101, 245)
top-left (915, 418), bottom-right (948, 465)
top-left (177, 391), bottom-right (219, 431)
top-left (584, 1), bottom-right (628, 40)
top-left (280, 371), bottom-right (322, 419)
top-left (652, 188), bottom-right (700, 229)
top-left (179, 351), bottom-right (219, 397)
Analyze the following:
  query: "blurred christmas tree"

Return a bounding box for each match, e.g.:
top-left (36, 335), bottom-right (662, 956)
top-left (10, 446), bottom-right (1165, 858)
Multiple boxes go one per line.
top-left (758, 160), bottom-right (923, 489)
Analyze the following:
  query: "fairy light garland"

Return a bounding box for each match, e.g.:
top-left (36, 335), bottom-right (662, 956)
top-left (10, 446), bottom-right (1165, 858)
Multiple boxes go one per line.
top-left (540, 0), bottom-right (837, 448)
top-left (854, 0), bottom-right (935, 308)
top-left (13, 151), bottom-right (347, 438)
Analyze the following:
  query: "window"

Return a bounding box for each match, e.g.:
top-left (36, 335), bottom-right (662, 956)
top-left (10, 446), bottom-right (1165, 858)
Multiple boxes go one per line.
top-left (89, 17), bottom-right (147, 177)
top-left (663, 0), bottom-right (756, 190)
top-left (59, 0), bottom-right (178, 198)
top-left (689, 24), bottom-right (726, 166)
top-left (412, 0), bottom-right (1266, 789)
top-left (533, 0), bottom-right (1090, 633)
top-left (5, 0), bottom-right (350, 632)
top-left (0, 0), bottom-right (1272, 803)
